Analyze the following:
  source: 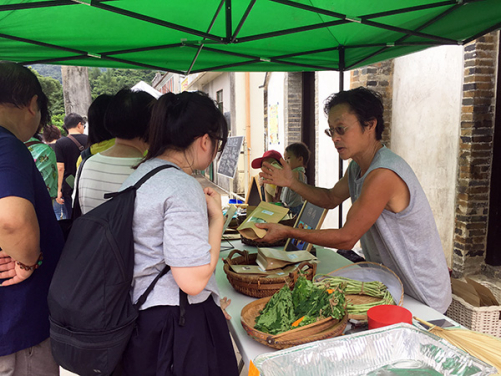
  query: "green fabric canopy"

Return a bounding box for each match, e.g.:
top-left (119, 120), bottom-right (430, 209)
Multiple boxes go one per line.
top-left (1, 0), bottom-right (500, 74)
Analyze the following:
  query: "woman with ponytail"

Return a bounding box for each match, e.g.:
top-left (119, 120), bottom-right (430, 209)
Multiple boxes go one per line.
top-left (120, 91), bottom-right (239, 376)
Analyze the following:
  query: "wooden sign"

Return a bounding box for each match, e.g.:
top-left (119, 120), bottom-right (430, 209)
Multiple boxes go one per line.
top-left (217, 136), bottom-right (244, 179)
top-left (246, 175), bottom-right (262, 206)
top-left (284, 201), bottom-right (328, 253)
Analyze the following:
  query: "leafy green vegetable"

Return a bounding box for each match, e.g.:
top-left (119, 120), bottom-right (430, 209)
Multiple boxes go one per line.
top-left (254, 285), bottom-right (295, 335)
top-left (254, 276), bottom-right (346, 334)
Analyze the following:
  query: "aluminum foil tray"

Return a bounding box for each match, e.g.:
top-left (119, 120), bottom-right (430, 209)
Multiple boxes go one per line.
top-left (252, 323), bottom-right (497, 376)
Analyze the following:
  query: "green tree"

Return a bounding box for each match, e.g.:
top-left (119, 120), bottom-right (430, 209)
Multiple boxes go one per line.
top-left (31, 68), bottom-right (65, 119)
top-left (89, 68), bottom-right (159, 99)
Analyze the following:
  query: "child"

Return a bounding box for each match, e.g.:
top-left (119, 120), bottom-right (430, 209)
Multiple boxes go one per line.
top-left (280, 142), bottom-right (310, 216)
top-left (120, 91), bottom-right (239, 376)
top-left (251, 150), bottom-right (283, 203)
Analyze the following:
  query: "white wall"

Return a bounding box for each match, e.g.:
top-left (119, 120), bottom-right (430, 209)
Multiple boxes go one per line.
top-left (392, 45), bottom-right (463, 266)
top-left (248, 73), bottom-right (266, 192)
top-left (267, 72), bottom-right (286, 156)
top-left (316, 71), bottom-right (352, 232)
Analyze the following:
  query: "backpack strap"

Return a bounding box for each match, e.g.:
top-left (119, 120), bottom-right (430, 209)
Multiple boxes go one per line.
top-left (67, 135), bottom-right (85, 151)
top-left (135, 265), bottom-right (170, 308)
top-left (71, 154), bottom-right (89, 220)
top-left (80, 147), bottom-right (92, 163)
top-left (133, 164), bottom-right (179, 190)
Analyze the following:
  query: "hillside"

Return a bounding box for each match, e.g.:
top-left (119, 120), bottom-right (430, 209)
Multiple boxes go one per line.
top-left (31, 64), bottom-right (63, 83)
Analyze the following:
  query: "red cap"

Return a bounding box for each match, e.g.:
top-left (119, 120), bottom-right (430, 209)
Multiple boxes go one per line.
top-left (251, 150), bottom-right (283, 169)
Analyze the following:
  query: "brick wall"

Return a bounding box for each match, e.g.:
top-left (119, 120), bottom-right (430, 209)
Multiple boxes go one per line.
top-left (350, 60), bottom-right (394, 149)
top-left (285, 72), bottom-right (303, 145)
top-left (453, 31), bottom-right (499, 277)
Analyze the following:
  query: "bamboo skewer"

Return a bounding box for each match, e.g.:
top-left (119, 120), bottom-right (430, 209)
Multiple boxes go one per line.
top-left (414, 316), bottom-right (501, 374)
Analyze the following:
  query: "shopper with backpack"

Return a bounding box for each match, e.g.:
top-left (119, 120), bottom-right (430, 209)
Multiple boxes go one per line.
top-left (120, 91), bottom-right (239, 376)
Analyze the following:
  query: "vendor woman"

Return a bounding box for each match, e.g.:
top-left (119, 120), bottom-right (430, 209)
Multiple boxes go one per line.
top-left (256, 87), bottom-right (452, 314)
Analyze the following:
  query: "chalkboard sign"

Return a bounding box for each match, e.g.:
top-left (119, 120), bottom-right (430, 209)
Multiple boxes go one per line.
top-left (284, 201), bottom-right (328, 252)
top-left (217, 136), bottom-right (244, 179)
top-left (245, 175), bottom-right (263, 206)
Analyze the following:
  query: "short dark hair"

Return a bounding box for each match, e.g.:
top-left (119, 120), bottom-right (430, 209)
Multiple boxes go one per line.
top-left (0, 61), bottom-right (50, 127)
top-left (285, 142), bottom-right (311, 166)
top-left (64, 113), bottom-right (84, 131)
top-left (42, 124), bottom-right (61, 143)
top-left (104, 89), bottom-right (155, 141)
top-left (87, 94), bottom-right (113, 146)
top-left (324, 87), bottom-right (385, 140)
top-left (145, 91), bottom-right (228, 161)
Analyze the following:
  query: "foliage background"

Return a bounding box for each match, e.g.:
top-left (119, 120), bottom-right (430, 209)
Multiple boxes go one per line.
top-left (30, 65), bottom-right (158, 133)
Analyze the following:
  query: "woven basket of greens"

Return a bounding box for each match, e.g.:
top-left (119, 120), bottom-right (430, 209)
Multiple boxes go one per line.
top-left (241, 276), bottom-right (348, 349)
top-left (314, 262), bottom-right (404, 321)
top-left (223, 249), bottom-right (317, 298)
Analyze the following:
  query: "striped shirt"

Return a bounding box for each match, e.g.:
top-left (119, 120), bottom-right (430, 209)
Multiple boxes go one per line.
top-left (78, 153), bottom-right (142, 214)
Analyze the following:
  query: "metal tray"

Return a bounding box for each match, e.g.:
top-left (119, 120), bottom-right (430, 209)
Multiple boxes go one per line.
top-left (252, 323), bottom-right (497, 376)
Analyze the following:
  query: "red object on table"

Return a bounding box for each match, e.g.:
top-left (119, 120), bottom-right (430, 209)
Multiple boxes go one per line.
top-left (367, 305), bottom-right (412, 330)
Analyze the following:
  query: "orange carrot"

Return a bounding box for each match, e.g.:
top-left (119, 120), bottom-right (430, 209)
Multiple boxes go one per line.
top-left (292, 316), bottom-right (305, 327)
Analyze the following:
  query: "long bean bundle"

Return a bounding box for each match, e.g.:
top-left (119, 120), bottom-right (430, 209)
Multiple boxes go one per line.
top-left (314, 275), bottom-right (394, 316)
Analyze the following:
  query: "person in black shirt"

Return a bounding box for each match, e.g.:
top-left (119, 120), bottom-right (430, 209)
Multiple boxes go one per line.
top-left (53, 113), bottom-right (88, 220)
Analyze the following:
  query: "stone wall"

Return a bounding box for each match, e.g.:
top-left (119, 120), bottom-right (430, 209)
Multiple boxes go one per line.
top-left (453, 31), bottom-right (499, 277)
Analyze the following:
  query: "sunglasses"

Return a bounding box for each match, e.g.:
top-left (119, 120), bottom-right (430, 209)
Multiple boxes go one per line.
top-left (324, 124), bottom-right (352, 137)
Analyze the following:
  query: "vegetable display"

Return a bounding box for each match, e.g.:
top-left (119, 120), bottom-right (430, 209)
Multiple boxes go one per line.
top-left (254, 276), bottom-right (346, 335)
top-left (314, 275), bottom-right (394, 316)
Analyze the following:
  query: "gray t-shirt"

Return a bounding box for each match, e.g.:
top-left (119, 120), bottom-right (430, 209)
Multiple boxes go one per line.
top-left (121, 158), bottom-right (220, 310)
top-left (347, 146), bottom-right (452, 313)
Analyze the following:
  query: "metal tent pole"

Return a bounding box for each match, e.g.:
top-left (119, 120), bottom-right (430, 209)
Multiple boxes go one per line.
top-left (338, 47), bottom-right (345, 229)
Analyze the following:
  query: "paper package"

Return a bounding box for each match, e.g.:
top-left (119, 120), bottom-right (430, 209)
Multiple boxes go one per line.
top-left (237, 201), bottom-right (289, 239)
top-left (256, 247), bottom-right (317, 271)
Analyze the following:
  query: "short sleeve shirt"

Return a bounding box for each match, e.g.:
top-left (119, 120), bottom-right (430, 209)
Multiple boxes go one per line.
top-left (0, 126), bottom-right (65, 356)
top-left (54, 134), bottom-right (88, 197)
top-left (121, 158), bottom-right (220, 310)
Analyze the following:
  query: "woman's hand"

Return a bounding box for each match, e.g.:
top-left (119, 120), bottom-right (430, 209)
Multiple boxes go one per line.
top-left (204, 187), bottom-right (223, 223)
top-left (260, 158), bottom-right (294, 188)
top-left (0, 250), bottom-right (34, 286)
top-left (220, 297), bottom-right (232, 320)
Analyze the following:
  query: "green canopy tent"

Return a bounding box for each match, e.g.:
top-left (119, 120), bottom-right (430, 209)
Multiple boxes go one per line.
top-left (1, 0), bottom-right (500, 223)
top-left (0, 0), bottom-right (500, 75)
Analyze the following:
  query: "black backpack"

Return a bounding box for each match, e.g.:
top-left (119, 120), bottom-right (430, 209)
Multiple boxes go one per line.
top-left (48, 164), bottom-right (181, 376)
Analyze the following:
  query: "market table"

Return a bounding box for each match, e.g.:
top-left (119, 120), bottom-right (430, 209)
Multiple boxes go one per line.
top-left (216, 241), bottom-right (453, 375)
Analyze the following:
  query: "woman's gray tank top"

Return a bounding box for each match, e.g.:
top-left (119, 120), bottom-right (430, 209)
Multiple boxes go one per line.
top-left (347, 146), bottom-right (451, 313)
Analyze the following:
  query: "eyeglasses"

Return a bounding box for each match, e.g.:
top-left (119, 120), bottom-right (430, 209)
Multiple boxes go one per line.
top-left (324, 124), bottom-right (352, 138)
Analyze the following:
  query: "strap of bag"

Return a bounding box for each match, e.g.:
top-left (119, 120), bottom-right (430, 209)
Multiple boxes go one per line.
top-left (71, 154), bottom-right (88, 220)
top-left (80, 147), bottom-right (92, 163)
top-left (129, 164), bottom-right (187, 325)
top-left (25, 140), bottom-right (44, 148)
top-left (104, 164), bottom-right (179, 199)
top-left (135, 265), bottom-right (170, 308)
top-left (67, 134), bottom-right (84, 151)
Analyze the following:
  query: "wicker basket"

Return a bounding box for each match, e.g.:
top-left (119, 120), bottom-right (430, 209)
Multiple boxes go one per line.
top-left (241, 295), bottom-right (348, 349)
top-left (223, 249), bottom-right (317, 298)
top-left (446, 293), bottom-right (501, 338)
top-left (240, 235), bottom-right (287, 248)
top-left (315, 262), bottom-right (405, 321)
